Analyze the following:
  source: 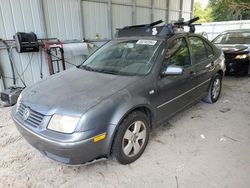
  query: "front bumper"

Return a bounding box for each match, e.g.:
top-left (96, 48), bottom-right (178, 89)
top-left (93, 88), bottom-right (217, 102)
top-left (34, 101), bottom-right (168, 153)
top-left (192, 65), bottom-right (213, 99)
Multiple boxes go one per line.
top-left (12, 110), bottom-right (114, 165)
top-left (225, 59), bottom-right (249, 75)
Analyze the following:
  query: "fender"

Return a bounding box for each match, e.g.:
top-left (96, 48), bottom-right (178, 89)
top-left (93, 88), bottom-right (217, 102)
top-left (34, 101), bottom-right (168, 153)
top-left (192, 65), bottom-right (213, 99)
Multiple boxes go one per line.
top-left (110, 98), bottom-right (156, 128)
top-left (75, 90), bottom-right (156, 133)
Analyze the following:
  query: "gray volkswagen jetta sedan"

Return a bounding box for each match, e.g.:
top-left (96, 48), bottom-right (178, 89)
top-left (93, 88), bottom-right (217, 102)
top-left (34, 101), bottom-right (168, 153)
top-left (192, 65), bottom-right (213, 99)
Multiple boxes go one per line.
top-left (12, 19), bottom-right (226, 165)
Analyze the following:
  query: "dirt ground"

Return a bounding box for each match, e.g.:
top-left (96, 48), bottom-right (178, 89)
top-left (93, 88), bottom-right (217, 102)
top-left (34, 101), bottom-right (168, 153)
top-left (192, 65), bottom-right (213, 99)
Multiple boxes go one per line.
top-left (0, 77), bottom-right (250, 188)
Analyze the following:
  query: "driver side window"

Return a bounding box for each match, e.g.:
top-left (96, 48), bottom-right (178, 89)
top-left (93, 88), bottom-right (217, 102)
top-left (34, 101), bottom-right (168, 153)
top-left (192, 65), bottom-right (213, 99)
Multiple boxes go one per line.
top-left (164, 37), bottom-right (191, 68)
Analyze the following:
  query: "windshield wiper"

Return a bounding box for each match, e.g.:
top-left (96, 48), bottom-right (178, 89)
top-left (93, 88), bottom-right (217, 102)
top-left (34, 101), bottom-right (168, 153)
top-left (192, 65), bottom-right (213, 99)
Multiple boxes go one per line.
top-left (97, 69), bottom-right (138, 76)
top-left (81, 65), bottom-right (96, 72)
top-left (81, 66), bottom-right (136, 76)
top-left (81, 65), bottom-right (119, 75)
top-left (95, 69), bottom-right (120, 75)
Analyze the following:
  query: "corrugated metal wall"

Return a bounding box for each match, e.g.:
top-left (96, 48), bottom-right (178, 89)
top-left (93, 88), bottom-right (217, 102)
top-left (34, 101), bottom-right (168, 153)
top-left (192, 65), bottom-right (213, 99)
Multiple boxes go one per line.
top-left (0, 0), bottom-right (47, 88)
top-left (154, 0), bottom-right (167, 23)
top-left (43, 0), bottom-right (83, 40)
top-left (42, 0), bottom-right (84, 71)
top-left (82, 1), bottom-right (109, 39)
top-left (0, 0), bottom-right (194, 90)
top-left (112, 4), bottom-right (133, 36)
top-left (82, 0), bottom-right (193, 39)
top-left (195, 20), bottom-right (250, 40)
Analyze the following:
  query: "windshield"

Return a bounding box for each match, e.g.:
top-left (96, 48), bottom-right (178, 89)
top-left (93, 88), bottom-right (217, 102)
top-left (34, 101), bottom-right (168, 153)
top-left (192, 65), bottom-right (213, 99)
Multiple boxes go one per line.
top-left (213, 32), bottom-right (250, 44)
top-left (80, 39), bottom-right (162, 76)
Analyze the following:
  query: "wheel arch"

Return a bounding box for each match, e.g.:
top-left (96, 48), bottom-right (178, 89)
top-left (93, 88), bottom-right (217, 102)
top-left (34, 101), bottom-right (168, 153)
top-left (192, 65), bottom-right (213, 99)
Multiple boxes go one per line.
top-left (217, 69), bottom-right (224, 78)
top-left (109, 104), bottom-right (155, 156)
top-left (120, 105), bottom-right (154, 127)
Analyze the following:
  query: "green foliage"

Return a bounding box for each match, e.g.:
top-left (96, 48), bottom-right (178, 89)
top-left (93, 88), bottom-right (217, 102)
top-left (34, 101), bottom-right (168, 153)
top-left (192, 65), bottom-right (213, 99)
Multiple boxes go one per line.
top-left (194, 1), bottom-right (213, 23)
top-left (209, 0), bottom-right (250, 21)
top-left (194, 0), bottom-right (250, 22)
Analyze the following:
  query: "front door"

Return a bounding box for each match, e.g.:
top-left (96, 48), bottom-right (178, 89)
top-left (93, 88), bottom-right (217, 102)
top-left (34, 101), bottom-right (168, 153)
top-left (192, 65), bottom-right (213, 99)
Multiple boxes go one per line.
top-left (155, 37), bottom-right (198, 123)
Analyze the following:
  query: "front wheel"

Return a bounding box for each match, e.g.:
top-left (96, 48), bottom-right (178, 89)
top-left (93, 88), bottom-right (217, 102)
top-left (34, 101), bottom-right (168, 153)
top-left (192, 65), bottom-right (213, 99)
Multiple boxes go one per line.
top-left (203, 73), bottom-right (222, 104)
top-left (112, 111), bottom-right (150, 164)
top-left (245, 64), bottom-right (250, 76)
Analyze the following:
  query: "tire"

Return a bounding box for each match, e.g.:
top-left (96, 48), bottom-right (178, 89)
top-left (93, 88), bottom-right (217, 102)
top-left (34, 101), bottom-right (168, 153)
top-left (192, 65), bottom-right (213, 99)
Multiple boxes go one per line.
top-left (245, 64), bottom-right (250, 76)
top-left (241, 64), bottom-right (248, 75)
top-left (203, 73), bottom-right (222, 104)
top-left (112, 111), bottom-right (150, 165)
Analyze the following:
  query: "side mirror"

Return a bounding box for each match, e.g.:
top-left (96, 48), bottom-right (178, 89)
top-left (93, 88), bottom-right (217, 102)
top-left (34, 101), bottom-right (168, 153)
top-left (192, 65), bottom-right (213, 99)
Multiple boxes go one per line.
top-left (161, 65), bottom-right (184, 77)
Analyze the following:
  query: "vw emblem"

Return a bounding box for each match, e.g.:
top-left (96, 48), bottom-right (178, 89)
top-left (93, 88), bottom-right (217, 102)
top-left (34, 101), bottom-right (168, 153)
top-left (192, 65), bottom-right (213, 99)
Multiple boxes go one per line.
top-left (23, 108), bottom-right (30, 121)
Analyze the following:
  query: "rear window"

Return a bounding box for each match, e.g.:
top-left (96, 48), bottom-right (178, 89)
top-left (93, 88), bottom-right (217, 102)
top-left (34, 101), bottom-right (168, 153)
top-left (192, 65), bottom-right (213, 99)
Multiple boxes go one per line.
top-left (213, 32), bottom-right (250, 44)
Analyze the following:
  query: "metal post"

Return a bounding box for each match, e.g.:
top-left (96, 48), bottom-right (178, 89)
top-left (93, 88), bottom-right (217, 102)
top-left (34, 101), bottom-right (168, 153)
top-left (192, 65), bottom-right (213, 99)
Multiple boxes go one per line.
top-left (190, 0), bottom-right (194, 19)
top-left (179, 0), bottom-right (183, 20)
top-left (151, 0), bottom-right (154, 22)
top-left (39, 0), bottom-right (48, 38)
top-left (132, 0), bottom-right (136, 25)
top-left (79, 0), bottom-right (85, 38)
top-left (166, 0), bottom-right (170, 23)
top-left (107, 0), bottom-right (113, 39)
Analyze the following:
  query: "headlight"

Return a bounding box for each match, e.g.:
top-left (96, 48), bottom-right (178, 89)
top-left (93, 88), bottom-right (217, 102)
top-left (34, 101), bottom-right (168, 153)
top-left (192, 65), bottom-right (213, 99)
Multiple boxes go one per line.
top-left (17, 93), bottom-right (22, 104)
top-left (235, 54), bottom-right (249, 59)
top-left (47, 114), bottom-right (80, 133)
top-left (16, 93), bottom-right (22, 112)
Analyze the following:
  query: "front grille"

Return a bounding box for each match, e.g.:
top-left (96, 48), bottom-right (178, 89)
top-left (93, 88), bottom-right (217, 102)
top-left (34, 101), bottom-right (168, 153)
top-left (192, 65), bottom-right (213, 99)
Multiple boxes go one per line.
top-left (17, 103), bottom-right (44, 128)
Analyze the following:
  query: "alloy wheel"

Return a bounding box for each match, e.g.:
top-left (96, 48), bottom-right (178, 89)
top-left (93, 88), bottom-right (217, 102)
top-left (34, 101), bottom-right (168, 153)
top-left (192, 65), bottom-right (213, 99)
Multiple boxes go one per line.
top-left (122, 121), bottom-right (147, 157)
top-left (212, 77), bottom-right (221, 100)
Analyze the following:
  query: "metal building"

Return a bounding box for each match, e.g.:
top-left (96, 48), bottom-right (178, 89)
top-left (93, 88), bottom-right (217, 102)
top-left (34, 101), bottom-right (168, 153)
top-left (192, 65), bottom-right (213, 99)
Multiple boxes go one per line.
top-left (0, 0), bottom-right (194, 89)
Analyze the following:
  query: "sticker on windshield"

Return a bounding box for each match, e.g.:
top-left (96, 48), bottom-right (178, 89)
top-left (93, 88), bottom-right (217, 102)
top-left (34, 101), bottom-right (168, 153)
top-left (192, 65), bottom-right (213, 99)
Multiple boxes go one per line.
top-left (136, 40), bottom-right (157, 45)
top-left (124, 43), bottom-right (135, 48)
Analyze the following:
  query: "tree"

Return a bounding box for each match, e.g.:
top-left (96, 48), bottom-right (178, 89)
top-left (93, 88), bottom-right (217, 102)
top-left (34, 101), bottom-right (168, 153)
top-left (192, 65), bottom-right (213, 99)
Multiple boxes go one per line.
top-left (194, 1), bottom-right (213, 23)
top-left (209, 0), bottom-right (250, 21)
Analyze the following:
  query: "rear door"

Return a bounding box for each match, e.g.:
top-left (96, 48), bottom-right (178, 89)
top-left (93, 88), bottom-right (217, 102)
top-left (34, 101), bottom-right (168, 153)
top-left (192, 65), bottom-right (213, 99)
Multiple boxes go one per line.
top-left (155, 36), bottom-right (198, 123)
top-left (187, 35), bottom-right (215, 97)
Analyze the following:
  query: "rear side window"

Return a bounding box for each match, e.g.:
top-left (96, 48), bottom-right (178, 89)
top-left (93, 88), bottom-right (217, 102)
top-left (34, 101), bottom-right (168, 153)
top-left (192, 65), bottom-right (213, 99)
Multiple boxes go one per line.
top-left (204, 41), bottom-right (214, 58)
top-left (189, 36), bottom-right (207, 64)
top-left (165, 37), bottom-right (191, 67)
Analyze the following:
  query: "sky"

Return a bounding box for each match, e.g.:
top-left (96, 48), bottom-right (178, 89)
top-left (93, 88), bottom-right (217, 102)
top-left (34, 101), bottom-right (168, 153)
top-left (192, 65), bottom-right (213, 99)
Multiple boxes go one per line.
top-left (195, 0), bottom-right (209, 9)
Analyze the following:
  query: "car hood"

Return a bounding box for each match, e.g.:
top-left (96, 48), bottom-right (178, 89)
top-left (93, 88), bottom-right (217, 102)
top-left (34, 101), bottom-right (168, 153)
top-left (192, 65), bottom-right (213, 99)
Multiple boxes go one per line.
top-left (215, 44), bottom-right (250, 53)
top-left (21, 68), bottom-right (141, 116)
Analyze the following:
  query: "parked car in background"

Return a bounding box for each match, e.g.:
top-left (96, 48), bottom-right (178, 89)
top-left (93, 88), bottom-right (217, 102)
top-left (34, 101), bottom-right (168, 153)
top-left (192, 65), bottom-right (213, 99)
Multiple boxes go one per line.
top-left (213, 29), bottom-right (250, 75)
top-left (12, 19), bottom-right (226, 165)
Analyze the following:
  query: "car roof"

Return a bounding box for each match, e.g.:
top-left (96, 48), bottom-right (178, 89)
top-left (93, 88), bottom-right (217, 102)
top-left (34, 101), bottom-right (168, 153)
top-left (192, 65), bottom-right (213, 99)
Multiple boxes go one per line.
top-left (114, 32), bottom-right (207, 42)
top-left (113, 36), bottom-right (168, 41)
top-left (223, 29), bottom-right (250, 33)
